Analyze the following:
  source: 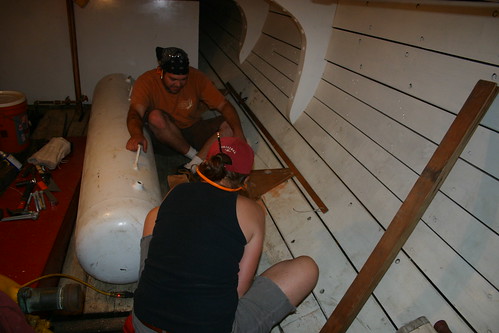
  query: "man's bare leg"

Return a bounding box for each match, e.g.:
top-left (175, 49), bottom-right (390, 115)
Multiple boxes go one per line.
top-left (261, 256), bottom-right (319, 307)
top-left (196, 121), bottom-right (234, 159)
top-left (147, 109), bottom-right (196, 158)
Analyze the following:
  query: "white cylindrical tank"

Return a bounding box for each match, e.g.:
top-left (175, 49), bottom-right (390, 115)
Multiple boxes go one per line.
top-left (75, 73), bottom-right (162, 284)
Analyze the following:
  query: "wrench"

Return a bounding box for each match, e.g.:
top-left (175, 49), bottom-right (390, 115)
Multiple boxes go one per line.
top-left (1, 211), bottom-right (39, 222)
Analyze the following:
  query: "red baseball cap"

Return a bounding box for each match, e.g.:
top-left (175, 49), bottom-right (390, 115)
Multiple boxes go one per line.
top-left (206, 137), bottom-right (254, 175)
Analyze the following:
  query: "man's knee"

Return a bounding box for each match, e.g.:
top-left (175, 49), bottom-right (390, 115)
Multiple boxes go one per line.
top-left (218, 121), bottom-right (234, 136)
top-left (295, 256), bottom-right (319, 286)
top-left (147, 109), bottom-right (172, 130)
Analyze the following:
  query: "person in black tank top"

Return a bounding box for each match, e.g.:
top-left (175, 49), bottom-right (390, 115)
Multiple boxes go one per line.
top-left (131, 137), bottom-right (319, 333)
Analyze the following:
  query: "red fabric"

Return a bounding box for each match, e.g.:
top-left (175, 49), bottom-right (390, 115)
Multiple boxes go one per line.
top-left (0, 137), bottom-right (85, 287)
top-left (123, 313), bottom-right (135, 333)
top-left (0, 291), bottom-right (36, 333)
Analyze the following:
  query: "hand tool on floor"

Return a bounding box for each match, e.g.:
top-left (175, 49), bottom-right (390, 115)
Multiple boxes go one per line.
top-left (34, 165), bottom-right (60, 206)
top-left (15, 178), bottom-right (36, 211)
top-left (36, 180), bottom-right (58, 206)
top-left (1, 211), bottom-right (39, 222)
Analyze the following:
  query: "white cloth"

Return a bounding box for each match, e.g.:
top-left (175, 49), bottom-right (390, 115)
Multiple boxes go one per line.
top-left (28, 137), bottom-right (71, 170)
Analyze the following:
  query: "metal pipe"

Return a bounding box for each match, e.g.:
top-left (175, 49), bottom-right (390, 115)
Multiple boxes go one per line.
top-left (66, 0), bottom-right (84, 120)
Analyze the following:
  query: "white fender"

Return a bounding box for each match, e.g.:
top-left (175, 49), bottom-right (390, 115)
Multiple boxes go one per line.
top-left (75, 73), bottom-right (162, 284)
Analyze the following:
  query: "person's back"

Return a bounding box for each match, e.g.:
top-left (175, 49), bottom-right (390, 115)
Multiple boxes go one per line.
top-left (134, 182), bottom-right (245, 332)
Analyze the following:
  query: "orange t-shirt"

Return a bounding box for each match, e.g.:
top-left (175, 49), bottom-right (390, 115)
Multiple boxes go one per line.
top-left (131, 67), bottom-right (226, 129)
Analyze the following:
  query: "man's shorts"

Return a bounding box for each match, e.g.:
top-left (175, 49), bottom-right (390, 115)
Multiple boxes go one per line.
top-left (180, 116), bottom-right (225, 151)
top-left (144, 108), bottom-right (225, 151)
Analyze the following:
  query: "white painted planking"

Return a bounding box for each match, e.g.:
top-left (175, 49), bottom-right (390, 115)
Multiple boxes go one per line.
top-left (375, 253), bottom-right (473, 331)
top-left (482, 96), bottom-right (499, 132)
top-left (295, 110), bottom-right (482, 332)
top-left (246, 53), bottom-right (295, 96)
top-left (404, 223), bottom-right (499, 332)
top-left (326, 29), bottom-right (498, 115)
top-left (333, 0), bottom-right (499, 65)
top-left (263, 181), bottom-right (393, 332)
top-left (307, 90), bottom-right (499, 292)
top-left (322, 64), bottom-right (453, 145)
top-left (305, 97), bottom-right (418, 209)
top-left (253, 34), bottom-right (301, 66)
top-left (199, 31), bottom-right (241, 75)
top-left (440, 159), bottom-right (499, 232)
top-left (315, 78), bottom-right (436, 174)
top-left (252, 36), bottom-right (300, 80)
top-left (239, 61), bottom-right (290, 112)
top-left (262, 8), bottom-right (302, 48)
top-left (283, 103), bottom-right (474, 331)
top-left (323, 64), bottom-right (499, 177)
top-left (459, 123), bottom-right (499, 177)
top-left (314, 79), bottom-right (497, 231)
top-left (201, 10), bottom-right (241, 50)
top-left (423, 192), bottom-right (499, 287)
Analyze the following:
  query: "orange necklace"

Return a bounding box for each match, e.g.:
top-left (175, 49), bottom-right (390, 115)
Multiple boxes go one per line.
top-left (196, 169), bottom-right (243, 192)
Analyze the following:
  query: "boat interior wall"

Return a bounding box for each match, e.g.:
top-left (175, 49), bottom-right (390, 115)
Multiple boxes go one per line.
top-left (235, 0), bottom-right (269, 63)
top-left (272, 0), bottom-right (337, 123)
top-left (200, 0), bottom-right (498, 332)
top-left (235, 0), bottom-right (337, 123)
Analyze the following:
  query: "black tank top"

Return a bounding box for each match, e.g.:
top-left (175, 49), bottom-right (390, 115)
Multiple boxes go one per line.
top-left (134, 182), bottom-right (246, 332)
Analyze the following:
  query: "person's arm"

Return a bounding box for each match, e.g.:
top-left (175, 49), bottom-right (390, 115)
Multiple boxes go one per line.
top-left (142, 206), bottom-right (159, 237)
top-left (217, 101), bottom-right (246, 140)
top-left (126, 103), bottom-right (149, 152)
top-left (236, 196), bottom-right (265, 297)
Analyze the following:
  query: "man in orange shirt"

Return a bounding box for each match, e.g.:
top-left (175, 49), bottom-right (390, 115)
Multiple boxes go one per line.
top-left (126, 47), bottom-right (245, 171)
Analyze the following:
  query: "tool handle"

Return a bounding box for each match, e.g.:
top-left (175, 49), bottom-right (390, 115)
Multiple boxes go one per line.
top-left (133, 144), bottom-right (142, 170)
top-left (17, 182), bottom-right (36, 210)
top-left (43, 190), bottom-right (59, 206)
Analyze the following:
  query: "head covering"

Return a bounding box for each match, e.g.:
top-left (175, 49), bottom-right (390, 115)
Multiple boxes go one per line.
top-left (156, 47), bottom-right (189, 75)
top-left (207, 137), bottom-right (254, 175)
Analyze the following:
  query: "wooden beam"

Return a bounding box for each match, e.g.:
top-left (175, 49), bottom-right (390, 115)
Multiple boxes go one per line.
top-left (320, 80), bottom-right (498, 333)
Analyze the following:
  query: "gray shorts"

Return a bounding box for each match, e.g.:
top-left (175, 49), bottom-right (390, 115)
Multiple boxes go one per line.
top-left (232, 275), bottom-right (296, 333)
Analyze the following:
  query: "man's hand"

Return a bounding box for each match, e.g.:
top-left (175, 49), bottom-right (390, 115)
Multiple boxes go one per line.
top-left (126, 104), bottom-right (148, 152)
top-left (126, 134), bottom-right (148, 152)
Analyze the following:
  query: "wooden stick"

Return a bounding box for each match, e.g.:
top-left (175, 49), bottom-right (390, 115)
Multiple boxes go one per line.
top-left (226, 82), bottom-right (329, 213)
top-left (320, 80), bottom-right (498, 332)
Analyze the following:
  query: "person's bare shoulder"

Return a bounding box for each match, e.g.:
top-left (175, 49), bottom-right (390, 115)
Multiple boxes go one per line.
top-left (236, 195), bottom-right (265, 240)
